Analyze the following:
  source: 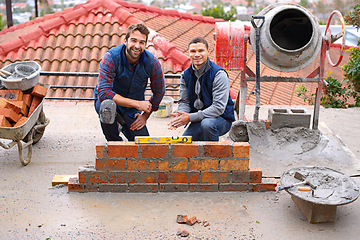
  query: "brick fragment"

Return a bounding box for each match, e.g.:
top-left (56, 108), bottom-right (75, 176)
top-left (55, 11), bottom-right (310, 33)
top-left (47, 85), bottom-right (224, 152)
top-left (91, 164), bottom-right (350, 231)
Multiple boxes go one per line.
top-left (0, 90), bottom-right (23, 101)
top-left (31, 84), bottom-right (47, 98)
top-left (176, 215), bottom-right (188, 224)
top-left (0, 107), bottom-right (20, 123)
top-left (186, 216), bottom-right (197, 226)
top-left (180, 230), bottom-right (189, 237)
top-left (0, 115), bottom-right (12, 127)
top-left (13, 116), bottom-right (28, 127)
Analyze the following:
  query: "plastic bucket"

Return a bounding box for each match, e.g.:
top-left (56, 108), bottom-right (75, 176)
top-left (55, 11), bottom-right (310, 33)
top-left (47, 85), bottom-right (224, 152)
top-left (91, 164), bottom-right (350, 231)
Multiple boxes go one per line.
top-left (154, 96), bottom-right (174, 118)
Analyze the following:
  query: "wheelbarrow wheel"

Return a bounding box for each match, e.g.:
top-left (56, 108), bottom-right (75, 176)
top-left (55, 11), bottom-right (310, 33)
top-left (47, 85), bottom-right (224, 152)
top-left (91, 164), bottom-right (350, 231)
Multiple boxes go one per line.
top-left (16, 140), bottom-right (32, 166)
top-left (23, 109), bottom-right (48, 144)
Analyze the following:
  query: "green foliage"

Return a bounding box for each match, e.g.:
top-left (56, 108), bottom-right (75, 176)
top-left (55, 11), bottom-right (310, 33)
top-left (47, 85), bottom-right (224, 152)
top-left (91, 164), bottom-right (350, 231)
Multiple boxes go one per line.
top-left (343, 5), bottom-right (360, 93)
top-left (201, 4), bottom-right (237, 21)
top-left (321, 76), bottom-right (359, 108)
top-left (343, 47), bottom-right (360, 92)
top-left (294, 85), bottom-right (315, 105)
top-left (0, 14), bottom-right (6, 31)
top-left (344, 4), bottom-right (360, 29)
top-left (294, 76), bottom-right (360, 108)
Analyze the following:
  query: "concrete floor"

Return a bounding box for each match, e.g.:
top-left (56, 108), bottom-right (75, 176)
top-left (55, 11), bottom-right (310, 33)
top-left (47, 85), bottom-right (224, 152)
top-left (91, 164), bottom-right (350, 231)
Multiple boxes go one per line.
top-left (1, 102), bottom-right (360, 239)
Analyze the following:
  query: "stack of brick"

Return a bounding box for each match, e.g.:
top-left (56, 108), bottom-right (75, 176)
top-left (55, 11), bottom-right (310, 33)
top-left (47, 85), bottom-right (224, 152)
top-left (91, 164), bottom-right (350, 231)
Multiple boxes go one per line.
top-left (68, 142), bottom-right (277, 193)
top-left (0, 84), bottom-right (47, 128)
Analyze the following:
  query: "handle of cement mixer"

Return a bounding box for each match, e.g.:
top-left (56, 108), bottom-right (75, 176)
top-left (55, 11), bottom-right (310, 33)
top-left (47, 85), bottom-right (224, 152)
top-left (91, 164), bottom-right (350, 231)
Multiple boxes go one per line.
top-left (251, 15), bottom-right (265, 29)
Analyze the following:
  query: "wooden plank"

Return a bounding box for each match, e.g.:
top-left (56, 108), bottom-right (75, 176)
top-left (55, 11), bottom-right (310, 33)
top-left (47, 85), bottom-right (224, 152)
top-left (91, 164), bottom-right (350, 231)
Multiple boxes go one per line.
top-left (52, 175), bottom-right (78, 186)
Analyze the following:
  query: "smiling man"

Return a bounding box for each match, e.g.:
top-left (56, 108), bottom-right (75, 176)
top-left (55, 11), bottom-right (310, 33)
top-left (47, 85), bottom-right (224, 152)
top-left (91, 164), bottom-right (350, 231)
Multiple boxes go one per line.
top-left (168, 37), bottom-right (235, 141)
top-left (94, 23), bottom-right (165, 141)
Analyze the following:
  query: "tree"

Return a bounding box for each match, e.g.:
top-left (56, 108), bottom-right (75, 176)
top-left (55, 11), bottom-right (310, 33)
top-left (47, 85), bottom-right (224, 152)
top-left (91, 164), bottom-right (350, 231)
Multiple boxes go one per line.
top-left (0, 14), bottom-right (6, 31)
top-left (202, 4), bottom-right (237, 21)
top-left (343, 4), bottom-right (360, 97)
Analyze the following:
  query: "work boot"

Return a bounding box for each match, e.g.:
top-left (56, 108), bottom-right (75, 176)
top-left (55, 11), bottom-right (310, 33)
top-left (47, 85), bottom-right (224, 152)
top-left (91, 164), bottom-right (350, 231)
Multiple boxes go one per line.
top-left (99, 99), bottom-right (116, 124)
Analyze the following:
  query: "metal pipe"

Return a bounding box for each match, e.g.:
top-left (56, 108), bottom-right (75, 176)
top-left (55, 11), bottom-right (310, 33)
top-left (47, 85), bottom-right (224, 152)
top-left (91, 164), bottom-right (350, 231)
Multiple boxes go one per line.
top-left (40, 71), bottom-right (181, 78)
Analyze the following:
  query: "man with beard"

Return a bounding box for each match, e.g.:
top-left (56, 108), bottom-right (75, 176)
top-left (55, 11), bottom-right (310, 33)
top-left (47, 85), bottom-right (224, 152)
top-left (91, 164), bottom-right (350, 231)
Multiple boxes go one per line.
top-left (94, 23), bottom-right (165, 141)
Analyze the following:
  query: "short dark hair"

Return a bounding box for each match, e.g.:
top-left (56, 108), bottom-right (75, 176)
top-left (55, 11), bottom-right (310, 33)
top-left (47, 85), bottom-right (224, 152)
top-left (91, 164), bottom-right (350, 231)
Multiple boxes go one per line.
top-left (125, 23), bottom-right (150, 42)
top-left (188, 37), bottom-right (209, 49)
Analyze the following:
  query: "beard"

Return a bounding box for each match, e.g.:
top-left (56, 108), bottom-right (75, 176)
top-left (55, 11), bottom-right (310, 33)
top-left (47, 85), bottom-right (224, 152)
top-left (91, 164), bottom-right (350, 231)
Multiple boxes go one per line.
top-left (126, 45), bottom-right (143, 61)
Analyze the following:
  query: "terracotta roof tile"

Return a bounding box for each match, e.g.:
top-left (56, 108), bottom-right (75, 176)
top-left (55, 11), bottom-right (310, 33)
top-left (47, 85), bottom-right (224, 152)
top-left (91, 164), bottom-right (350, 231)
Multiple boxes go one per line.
top-left (0, 0), bottom-right (354, 105)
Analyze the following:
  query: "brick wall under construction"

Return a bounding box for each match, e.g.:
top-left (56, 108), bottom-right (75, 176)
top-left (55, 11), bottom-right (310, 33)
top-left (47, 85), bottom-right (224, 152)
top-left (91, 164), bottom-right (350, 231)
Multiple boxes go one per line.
top-left (68, 141), bottom-right (277, 192)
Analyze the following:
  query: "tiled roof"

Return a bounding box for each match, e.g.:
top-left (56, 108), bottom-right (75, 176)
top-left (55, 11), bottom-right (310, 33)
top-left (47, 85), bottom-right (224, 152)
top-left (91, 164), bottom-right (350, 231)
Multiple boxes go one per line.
top-left (0, 0), bottom-right (354, 105)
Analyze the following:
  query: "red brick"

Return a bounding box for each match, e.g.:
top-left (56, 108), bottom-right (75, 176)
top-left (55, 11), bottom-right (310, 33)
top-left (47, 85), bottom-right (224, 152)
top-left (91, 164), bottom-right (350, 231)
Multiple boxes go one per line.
top-left (0, 115), bottom-right (12, 127)
top-left (158, 172), bottom-right (169, 183)
top-left (88, 172), bottom-right (107, 183)
top-left (68, 177), bottom-right (84, 192)
top-left (203, 142), bottom-right (231, 158)
top-left (0, 107), bottom-right (20, 123)
top-left (159, 183), bottom-right (188, 192)
top-left (22, 94), bottom-right (32, 107)
top-left (31, 84), bottom-right (47, 98)
top-left (188, 172), bottom-right (200, 183)
top-left (189, 158), bottom-right (218, 171)
top-left (219, 183), bottom-right (249, 191)
top-left (173, 143), bottom-right (200, 157)
top-left (0, 98), bottom-right (21, 114)
top-left (0, 90), bottom-right (23, 101)
top-left (219, 159), bottom-right (249, 171)
top-left (159, 159), bottom-right (188, 171)
top-left (128, 172), bottom-right (157, 183)
top-left (140, 144), bottom-right (168, 158)
top-left (232, 171), bottom-right (250, 183)
top-left (232, 142), bottom-right (250, 158)
top-left (250, 167), bottom-right (262, 183)
top-left (96, 143), bottom-right (106, 158)
top-left (170, 172), bottom-right (188, 183)
top-left (189, 183), bottom-right (219, 192)
top-left (108, 142), bottom-right (138, 158)
top-left (28, 96), bottom-right (42, 117)
top-left (259, 178), bottom-right (277, 192)
top-left (8, 100), bottom-right (28, 115)
top-left (95, 158), bottom-right (126, 171)
top-left (78, 172), bottom-right (86, 183)
top-left (13, 116), bottom-right (28, 127)
top-left (128, 183), bottom-right (158, 192)
top-left (250, 185), bottom-right (260, 192)
top-left (201, 172), bottom-right (231, 183)
top-left (127, 159), bottom-right (157, 171)
top-left (186, 216), bottom-right (197, 226)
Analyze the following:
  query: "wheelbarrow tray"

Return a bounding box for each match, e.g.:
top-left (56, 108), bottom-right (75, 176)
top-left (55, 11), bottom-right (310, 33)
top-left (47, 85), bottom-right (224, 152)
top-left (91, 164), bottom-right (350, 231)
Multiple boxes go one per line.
top-left (0, 83), bottom-right (49, 141)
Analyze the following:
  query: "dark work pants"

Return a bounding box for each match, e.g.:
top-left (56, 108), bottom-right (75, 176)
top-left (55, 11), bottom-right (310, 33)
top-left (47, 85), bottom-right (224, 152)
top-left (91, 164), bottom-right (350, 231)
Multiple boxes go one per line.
top-left (94, 99), bottom-right (149, 141)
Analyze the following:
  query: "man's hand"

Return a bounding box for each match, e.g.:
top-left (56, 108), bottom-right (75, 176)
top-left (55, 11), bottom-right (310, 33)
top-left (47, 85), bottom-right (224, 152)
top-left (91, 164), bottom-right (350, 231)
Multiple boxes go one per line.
top-left (168, 111), bottom-right (190, 130)
top-left (130, 112), bottom-right (150, 131)
top-left (136, 101), bottom-right (152, 113)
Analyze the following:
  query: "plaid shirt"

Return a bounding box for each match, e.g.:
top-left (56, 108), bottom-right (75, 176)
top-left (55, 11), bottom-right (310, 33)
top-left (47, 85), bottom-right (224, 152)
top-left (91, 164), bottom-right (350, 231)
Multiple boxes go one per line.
top-left (96, 47), bottom-right (165, 112)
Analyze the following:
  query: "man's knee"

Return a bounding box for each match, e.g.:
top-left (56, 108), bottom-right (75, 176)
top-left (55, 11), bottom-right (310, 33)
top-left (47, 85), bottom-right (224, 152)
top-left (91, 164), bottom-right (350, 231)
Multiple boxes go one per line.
top-left (200, 118), bottom-right (215, 131)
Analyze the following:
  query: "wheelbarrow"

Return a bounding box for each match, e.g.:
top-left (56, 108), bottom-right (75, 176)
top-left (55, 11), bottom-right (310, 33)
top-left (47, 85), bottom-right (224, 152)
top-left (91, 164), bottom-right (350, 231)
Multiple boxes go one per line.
top-left (0, 83), bottom-right (50, 166)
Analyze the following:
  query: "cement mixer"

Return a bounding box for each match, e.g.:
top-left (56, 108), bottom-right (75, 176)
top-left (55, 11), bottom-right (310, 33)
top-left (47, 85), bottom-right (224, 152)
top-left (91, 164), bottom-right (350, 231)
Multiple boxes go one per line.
top-left (214, 3), bottom-right (346, 143)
